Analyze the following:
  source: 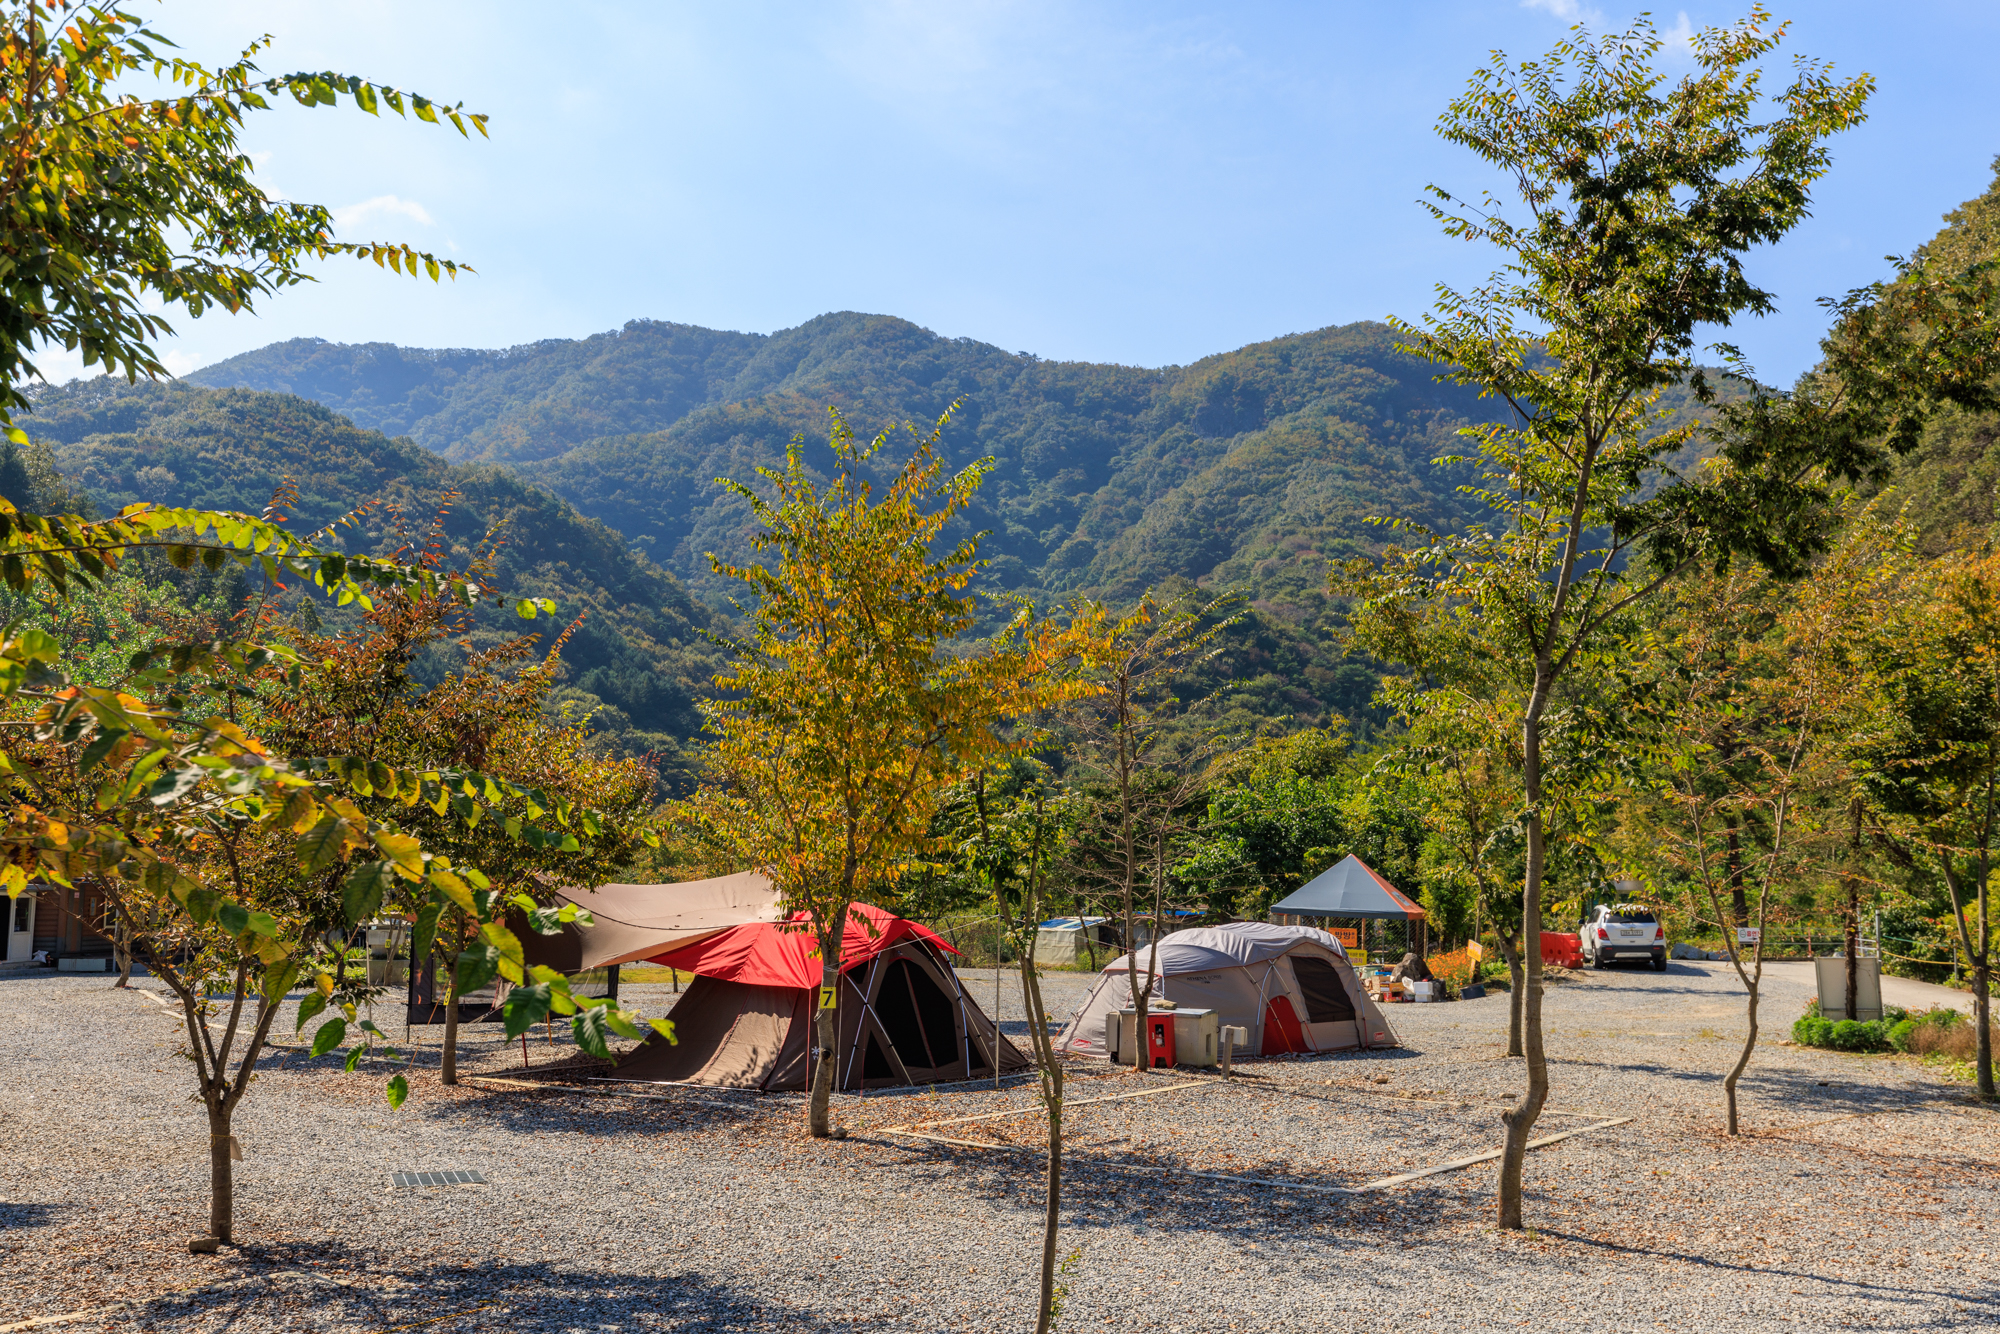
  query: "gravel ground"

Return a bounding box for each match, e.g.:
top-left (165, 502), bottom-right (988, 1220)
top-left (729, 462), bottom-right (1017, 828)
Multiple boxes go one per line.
top-left (2, 960), bottom-right (1996, 1332)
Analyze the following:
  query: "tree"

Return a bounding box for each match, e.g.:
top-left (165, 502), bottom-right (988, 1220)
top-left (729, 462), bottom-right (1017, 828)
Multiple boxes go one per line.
top-left (1637, 513), bottom-right (1893, 1130)
top-left (1175, 726), bottom-right (1354, 923)
top-left (0, 2), bottom-right (478, 429)
top-left (0, 499), bottom-right (656, 1243)
top-left (691, 407), bottom-right (1103, 1137)
top-left (1855, 548), bottom-right (2000, 1100)
top-left (1366, 9), bottom-right (1877, 1228)
top-left (1060, 592), bottom-right (1236, 1072)
top-left (261, 562), bottom-right (657, 1086)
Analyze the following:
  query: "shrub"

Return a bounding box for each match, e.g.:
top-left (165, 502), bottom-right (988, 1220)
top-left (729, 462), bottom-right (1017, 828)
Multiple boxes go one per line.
top-left (1792, 1014), bottom-right (1895, 1053)
top-left (1888, 1018), bottom-right (1919, 1053)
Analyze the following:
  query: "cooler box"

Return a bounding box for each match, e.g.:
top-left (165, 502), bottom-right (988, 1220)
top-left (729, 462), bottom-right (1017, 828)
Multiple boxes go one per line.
top-left (1104, 1006), bottom-right (1219, 1068)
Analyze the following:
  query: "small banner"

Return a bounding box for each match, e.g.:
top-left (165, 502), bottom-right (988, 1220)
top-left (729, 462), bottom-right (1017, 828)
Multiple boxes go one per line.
top-left (1329, 927), bottom-right (1359, 948)
top-left (817, 985), bottom-right (837, 1011)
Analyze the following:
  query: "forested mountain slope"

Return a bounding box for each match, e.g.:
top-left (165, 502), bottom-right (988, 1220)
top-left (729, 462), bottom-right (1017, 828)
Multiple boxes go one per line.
top-left (20, 381), bottom-right (726, 784)
top-left (197, 316), bottom-right (1498, 612)
top-left (1868, 158), bottom-right (2000, 550)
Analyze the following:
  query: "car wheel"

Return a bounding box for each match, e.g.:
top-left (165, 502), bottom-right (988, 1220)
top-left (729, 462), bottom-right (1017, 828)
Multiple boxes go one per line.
top-left (1651, 956), bottom-right (1667, 972)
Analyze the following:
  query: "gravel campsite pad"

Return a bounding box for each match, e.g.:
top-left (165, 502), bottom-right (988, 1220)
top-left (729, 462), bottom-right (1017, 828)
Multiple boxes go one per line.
top-left (3, 963), bottom-right (1997, 1332)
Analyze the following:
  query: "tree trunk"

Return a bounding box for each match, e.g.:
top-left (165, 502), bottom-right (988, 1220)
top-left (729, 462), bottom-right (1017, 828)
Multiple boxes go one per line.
top-left (809, 911), bottom-right (848, 1137)
top-left (1017, 801), bottom-right (1066, 1334)
top-left (441, 961), bottom-right (461, 1087)
top-left (1722, 815), bottom-right (1748, 929)
top-left (1843, 797), bottom-right (1861, 1021)
top-left (1497, 670), bottom-right (1552, 1232)
top-left (207, 1105), bottom-right (236, 1242)
top-left (113, 912), bottom-right (134, 988)
top-left (1494, 930), bottom-right (1525, 1058)
top-left (1723, 972), bottom-right (1760, 1135)
top-left (1973, 957), bottom-right (1993, 1103)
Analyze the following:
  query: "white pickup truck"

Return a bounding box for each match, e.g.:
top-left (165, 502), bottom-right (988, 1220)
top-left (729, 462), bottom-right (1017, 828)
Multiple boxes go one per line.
top-left (1580, 904), bottom-right (1667, 971)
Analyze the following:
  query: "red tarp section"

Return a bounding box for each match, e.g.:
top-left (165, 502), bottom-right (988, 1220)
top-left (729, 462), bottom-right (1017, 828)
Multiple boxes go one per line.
top-left (646, 902), bottom-right (960, 988)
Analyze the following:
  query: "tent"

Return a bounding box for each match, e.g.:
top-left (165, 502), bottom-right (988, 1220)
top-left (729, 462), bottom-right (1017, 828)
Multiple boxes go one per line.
top-left (1032, 917), bottom-right (1113, 967)
top-left (1055, 921), bottom-right (1399, 1059)
top-left (516, 871), bottom-right (785, 974)
top-left (613, 903), bottom-right (1031, 1090)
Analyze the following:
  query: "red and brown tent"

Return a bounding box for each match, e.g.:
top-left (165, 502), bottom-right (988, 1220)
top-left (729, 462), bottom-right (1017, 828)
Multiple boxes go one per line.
top-left (614, 904), bottom-right (1030, 1091)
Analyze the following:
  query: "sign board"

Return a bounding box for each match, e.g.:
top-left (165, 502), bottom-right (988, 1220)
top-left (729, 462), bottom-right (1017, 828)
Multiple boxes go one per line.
top-left (1737, 927), bottom-right (1761, 944)
top-left (1329, 928), bottom-right (1359, 949)
top-left (1466, 941), bottom-right (1485, 961)
top-left (817, 986), bottom-right (837, 1011)
top-left (1815, 956), bottom-right (1883, 1022)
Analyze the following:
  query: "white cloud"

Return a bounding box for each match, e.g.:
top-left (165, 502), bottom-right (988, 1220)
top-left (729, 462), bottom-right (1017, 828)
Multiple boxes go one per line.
top-left (329, 195), bottom-right (435, 235)
top-left (1661, 11), bottom-right (1697, 61)
top-left (1522, 0), bottom-right (1594, 17)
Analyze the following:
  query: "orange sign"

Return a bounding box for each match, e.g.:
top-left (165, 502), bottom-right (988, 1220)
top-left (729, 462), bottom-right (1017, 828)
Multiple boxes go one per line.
top-left (1330, 928), bottom-right (1359, 948)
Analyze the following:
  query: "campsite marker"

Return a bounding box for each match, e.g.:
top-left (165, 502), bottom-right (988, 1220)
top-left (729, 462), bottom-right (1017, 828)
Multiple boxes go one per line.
top-left (818, 985), bottom-right (837, 1011)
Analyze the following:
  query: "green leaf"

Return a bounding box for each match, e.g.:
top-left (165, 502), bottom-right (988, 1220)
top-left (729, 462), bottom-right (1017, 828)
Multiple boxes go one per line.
top-left (216, 902), bottom-right (249, 936)
top-left (501, 983), bottom-right (552, 1038)
top-left (78, 728), bottom-right (127, 775)
top-left (411, 902), bottom-right (443, 965)
top-left (295, 989), bottom-right (328, 1034)
top-left (344, 1045), bottom-right (365, 1073)
top-left (479, 921), bottom-right (526, 984)
top-left (262, 960), bottom-right (300, 1006)
top-left (386, 1074), bottom-right (409, 1109)
top-left (454, 943), bottom-right (500, 996)
top-left (298, 814), bottom-right (347, 873)
top-left (342, 860), bottom-right (394, 927)
top-left (649, 1017), bottom-right (677, 1044)
top-left (571, 1004), bottom-right (615, 1058)
top-left (310, 1018), bottom-right (347, 1059)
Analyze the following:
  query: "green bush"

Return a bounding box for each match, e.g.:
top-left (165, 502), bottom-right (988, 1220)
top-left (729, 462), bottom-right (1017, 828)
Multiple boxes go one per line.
top-left (1792, 1014), bottom-right (1896, 1053)
top-left (1889, 1018), bottom-right (1919, 1053)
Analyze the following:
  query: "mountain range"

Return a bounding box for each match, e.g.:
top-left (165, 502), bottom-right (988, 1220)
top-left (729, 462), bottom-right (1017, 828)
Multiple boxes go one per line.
top-left (17, 311), bottom-right (1741, 778)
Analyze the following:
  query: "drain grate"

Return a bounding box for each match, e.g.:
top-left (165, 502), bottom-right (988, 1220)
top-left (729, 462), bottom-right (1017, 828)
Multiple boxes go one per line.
top-left (391, 1169), bottom-right (488, 1188)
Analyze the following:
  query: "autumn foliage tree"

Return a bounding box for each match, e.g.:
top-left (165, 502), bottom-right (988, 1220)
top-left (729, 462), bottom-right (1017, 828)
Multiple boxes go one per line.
top-left (690, 407), bottom-right (1105, 1138)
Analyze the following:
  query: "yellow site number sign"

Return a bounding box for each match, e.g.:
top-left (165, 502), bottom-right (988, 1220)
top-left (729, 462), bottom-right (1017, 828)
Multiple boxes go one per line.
top-left (818, 986), bottom-right (837, 1011)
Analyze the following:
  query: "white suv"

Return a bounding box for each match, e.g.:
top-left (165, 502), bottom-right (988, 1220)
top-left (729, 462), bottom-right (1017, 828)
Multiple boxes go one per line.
top-left (1580, 904), bottom-right (1666, 971)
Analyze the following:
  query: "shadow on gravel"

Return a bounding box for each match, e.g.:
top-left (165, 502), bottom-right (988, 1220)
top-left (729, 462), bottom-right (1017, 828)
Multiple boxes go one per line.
top-left (410, 1085), bottom-right (771, 1138)
top-left (1533, 1230), bottom-right (2000, 1315)
top-left (861, 1134), bottom-right (1490, 1248)
top-left (0, 1201), bottom-right (61, 1230)
top-left (129, 1244), bottom-right (879, 1333)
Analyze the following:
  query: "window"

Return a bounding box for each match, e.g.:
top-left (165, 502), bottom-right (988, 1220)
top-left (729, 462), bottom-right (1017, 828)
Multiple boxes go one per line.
top-left (11, 894), bottom-right (28, 933)
top-left (1608, 910), bottom-right (1657, 925)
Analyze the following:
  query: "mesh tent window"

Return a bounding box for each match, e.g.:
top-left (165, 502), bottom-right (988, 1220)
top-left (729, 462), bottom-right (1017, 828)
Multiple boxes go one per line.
top-left (1289, 955), bottom-right (1357, 1024)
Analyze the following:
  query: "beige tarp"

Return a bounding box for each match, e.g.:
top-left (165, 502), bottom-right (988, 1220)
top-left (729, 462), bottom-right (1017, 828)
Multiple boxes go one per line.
top-left (518, 872), bottom-right (785, 973)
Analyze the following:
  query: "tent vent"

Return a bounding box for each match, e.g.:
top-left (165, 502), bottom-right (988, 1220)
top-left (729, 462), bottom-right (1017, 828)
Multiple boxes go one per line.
top-left (391, 1170), bottom-right (488, 1188)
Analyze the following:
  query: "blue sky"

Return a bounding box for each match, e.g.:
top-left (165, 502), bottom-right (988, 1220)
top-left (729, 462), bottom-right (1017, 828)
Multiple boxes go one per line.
top-left (65, 1), bottom-right (2000, 388)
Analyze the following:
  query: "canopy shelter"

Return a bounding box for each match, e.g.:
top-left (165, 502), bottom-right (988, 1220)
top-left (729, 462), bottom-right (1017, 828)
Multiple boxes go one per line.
top-left (516, 871), bottom-right (784, 974)
top-left (613, 903), bottom-right (1031, 1091)
top-left (1055, 922), bottom-right (1399, 1060)
top-left (1268, 855), bottom-right (1426, 956)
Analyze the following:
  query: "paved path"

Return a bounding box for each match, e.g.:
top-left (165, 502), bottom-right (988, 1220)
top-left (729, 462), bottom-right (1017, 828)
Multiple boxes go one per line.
top-left (1761, 959), bottom-right (1983, 1016)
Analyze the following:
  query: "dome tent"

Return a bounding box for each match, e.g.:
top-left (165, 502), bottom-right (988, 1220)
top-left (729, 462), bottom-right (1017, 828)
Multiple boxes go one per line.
top-left (1055, 922), bottom-right (1399, 1060)
top-left (613, 904), bottom-right (1030, 1091)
